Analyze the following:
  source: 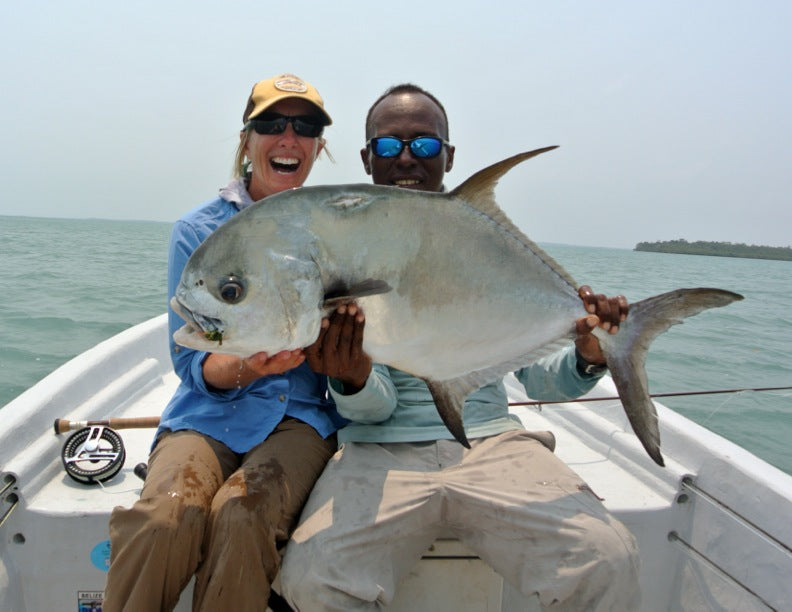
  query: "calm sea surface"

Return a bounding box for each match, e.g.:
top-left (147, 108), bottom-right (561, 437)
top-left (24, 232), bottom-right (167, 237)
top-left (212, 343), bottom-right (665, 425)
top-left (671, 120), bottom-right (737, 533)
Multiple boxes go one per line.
top-left (1, 215), bottom-right (790, 474)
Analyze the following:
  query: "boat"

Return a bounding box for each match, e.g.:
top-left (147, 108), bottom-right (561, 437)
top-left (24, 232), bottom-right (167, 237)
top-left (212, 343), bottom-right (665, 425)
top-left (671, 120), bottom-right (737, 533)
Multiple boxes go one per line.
top-left (1, 314), bottom-right (790, 611)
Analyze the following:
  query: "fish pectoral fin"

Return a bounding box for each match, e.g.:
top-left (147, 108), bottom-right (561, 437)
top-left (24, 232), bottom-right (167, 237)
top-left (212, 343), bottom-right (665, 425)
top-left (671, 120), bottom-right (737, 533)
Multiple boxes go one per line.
top-left (425, 378), bottom-right (481, 449)
top-left (322, 278), bottom-right (392, 308)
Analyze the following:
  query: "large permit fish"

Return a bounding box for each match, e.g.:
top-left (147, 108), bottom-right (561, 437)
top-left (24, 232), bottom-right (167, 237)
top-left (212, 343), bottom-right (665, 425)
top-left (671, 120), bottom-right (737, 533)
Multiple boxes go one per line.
top-left (171, 147), bottom-right (743, 466)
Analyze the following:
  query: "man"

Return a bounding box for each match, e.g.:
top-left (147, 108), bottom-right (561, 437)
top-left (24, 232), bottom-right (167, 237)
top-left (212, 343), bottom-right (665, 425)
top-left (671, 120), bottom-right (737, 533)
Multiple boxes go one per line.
top-left (280, 84), bottom-right (641, 610)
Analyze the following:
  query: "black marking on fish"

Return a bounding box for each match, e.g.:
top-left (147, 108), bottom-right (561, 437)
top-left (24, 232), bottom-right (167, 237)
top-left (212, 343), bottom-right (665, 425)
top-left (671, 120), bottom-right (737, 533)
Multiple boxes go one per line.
top-left (323, 279), bottom-right (392, 308)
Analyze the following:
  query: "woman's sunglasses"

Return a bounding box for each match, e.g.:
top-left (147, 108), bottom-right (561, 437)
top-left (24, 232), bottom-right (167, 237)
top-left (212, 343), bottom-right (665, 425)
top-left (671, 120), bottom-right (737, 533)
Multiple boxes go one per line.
top-left (247, 113), bottom-right (325, 138)
top-left (367, 136), bottom-right (449, 159)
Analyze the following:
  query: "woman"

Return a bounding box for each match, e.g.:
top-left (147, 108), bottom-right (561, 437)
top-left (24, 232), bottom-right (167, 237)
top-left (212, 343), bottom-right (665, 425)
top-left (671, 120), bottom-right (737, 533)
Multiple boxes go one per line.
top-left (103, 74), bottom-right (342, 611)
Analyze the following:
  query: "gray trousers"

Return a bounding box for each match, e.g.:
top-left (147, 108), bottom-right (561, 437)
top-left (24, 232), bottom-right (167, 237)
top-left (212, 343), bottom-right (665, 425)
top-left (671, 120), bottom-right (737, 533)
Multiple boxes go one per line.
top-left (281, 430), bottom-right (641, 611)
top-left (103, 419), bottom-right (335, 611)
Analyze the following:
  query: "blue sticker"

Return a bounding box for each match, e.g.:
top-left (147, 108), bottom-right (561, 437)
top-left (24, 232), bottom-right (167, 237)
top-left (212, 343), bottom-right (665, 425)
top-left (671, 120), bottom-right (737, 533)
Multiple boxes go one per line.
top-left (90, 540), bottom-right (111, 572)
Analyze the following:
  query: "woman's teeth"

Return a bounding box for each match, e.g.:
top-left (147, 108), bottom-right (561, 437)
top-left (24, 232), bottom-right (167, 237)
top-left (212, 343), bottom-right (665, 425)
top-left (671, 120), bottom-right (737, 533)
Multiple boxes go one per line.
top-left (271, 157), bottom-right (300, 173)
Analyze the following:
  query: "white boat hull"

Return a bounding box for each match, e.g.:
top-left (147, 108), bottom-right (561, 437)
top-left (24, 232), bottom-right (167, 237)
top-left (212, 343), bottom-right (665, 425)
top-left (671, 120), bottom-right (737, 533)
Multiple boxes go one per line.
top-left (2, 315), bottom-right (790, 610)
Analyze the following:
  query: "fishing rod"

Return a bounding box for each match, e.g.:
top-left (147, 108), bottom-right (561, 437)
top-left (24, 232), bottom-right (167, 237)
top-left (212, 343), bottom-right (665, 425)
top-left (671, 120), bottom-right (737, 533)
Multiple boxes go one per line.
top-left (508, 385), bottom-right (792, 407)
top-left (54, 416), bottom-right (161, 434)
top-left (53, 384), bottom-right (792, 429)
top-left (53, 385), bottom-right (792, 429)
top-left (52, 385), bottom-right (789, 483)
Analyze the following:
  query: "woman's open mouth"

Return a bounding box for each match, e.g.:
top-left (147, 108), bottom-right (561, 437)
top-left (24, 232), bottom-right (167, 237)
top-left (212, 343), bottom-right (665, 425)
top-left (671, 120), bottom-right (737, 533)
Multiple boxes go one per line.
top-left (271, 156), bottom-right (300, 173)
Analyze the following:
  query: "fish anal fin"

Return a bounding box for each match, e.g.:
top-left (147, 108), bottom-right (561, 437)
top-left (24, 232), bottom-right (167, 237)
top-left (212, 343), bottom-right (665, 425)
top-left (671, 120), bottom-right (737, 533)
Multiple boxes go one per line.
top-left (425, 378), bottom-right (477, 448)
top-left (322, 279), bottom-right (392, 308)
top-left (419, 336), bottom-right (575, 449)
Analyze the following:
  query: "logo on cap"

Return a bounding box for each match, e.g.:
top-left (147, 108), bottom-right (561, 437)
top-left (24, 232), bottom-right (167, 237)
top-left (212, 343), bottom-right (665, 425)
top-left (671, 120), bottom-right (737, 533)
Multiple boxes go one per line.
top-left (274, 76), bottom-right (308, 93)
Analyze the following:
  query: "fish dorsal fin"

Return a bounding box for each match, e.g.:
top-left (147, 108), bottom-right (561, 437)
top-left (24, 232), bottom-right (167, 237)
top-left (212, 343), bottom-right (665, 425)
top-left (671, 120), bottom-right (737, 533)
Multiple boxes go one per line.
top-left (449, 146), bottom-right (558, 208)
top-left (449, 147), bottom-right (577, 289)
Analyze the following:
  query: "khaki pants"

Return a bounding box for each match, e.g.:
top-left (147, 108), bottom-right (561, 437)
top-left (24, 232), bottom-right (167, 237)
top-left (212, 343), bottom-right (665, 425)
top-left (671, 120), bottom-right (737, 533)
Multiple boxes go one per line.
top-left (103, 419), bottom-right (335, 612)
top-left (281, 430), bottom-right (641, 611)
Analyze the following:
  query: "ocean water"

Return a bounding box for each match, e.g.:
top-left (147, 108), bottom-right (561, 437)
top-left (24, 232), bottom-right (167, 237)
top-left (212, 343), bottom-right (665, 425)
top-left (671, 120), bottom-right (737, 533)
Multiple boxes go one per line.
top-left (1, 215), bottom-right (790, 474)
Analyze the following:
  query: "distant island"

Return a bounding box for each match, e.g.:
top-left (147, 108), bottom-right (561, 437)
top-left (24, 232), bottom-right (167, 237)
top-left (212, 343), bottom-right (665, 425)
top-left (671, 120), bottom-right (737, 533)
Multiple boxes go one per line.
top-left (635, 239), bottom-right (792, 261)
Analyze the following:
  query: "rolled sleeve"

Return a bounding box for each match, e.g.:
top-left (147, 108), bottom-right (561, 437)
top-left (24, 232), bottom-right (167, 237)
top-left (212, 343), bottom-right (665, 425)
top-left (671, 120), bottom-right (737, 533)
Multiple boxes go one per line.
top-left (329, 364), bottom-right (399, 423)
top-left (516, 346), bottom-right (603, 401)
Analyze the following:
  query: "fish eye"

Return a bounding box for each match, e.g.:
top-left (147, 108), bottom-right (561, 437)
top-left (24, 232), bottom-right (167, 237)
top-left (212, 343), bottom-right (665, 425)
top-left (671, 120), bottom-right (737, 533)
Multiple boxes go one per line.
top-left (218, 276), bottom-right (245, 303)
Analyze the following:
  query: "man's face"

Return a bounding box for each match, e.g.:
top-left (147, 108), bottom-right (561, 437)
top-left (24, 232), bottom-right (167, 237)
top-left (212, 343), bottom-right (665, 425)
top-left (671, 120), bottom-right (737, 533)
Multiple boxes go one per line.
top-left (360, 92), bottom-right (455, 193)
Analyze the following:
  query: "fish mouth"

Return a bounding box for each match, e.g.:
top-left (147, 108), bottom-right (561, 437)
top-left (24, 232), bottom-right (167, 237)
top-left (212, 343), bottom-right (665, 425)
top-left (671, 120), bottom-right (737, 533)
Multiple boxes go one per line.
top-left (170, 297), bottom-right (225, 338)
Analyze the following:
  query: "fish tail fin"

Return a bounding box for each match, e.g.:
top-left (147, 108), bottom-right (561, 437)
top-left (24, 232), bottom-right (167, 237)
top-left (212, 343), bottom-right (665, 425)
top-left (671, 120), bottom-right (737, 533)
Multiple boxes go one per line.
top-left (425, 379), bottom-right (472, 448)
top-left (600, 288), bottom-right (744, 467)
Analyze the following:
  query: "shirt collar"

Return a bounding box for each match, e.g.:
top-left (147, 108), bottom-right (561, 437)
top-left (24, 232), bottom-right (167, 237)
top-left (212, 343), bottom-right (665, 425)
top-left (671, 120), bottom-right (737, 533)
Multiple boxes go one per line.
top-left (218, 177), bottom-right (255, 210)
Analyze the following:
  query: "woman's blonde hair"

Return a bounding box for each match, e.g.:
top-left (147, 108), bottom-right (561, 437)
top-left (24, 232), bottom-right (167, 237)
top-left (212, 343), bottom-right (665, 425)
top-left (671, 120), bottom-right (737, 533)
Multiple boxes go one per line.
top-left (232, 129), bottom-right (252, 178)
top-left (232, 129), bottom-right (334, 179)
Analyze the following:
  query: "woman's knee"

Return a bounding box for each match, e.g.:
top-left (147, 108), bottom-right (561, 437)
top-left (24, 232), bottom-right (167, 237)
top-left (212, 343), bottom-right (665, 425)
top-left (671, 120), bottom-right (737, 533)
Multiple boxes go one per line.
top-left (112, 493), bottom-right (209, 547)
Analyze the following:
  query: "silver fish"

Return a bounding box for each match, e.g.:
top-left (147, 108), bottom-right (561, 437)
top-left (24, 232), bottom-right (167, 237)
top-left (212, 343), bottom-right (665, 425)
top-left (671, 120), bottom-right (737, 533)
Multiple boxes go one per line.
top-left (171, 147), bottom-right (743, 466)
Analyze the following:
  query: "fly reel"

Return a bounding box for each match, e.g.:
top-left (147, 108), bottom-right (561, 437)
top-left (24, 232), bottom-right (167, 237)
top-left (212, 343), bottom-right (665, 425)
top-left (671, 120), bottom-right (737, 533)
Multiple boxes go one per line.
top-left (60, 425), bottom-right (126, 484)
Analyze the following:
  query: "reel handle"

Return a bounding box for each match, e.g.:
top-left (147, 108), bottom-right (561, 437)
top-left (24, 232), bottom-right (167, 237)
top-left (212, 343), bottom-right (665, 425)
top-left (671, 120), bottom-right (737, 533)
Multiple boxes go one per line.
top-left (134, 463), bottom-right (148, 481)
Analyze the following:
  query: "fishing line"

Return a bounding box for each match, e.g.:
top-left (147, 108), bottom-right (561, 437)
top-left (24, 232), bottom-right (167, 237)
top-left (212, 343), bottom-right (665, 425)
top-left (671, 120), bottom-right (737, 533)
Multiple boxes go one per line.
top-left (508, 385), bottom-right (792, 407)
top-left (94, 479), bottom-right (142, 496)
top-left (697, 387), bottom-right (792, 426)
top-left (698, 390), bottom-right (744, 427)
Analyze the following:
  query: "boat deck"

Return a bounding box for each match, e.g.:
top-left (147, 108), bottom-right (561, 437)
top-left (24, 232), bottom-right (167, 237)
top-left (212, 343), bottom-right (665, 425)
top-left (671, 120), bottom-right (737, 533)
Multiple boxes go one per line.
top-left (2, 315), bottom-right (791, 610)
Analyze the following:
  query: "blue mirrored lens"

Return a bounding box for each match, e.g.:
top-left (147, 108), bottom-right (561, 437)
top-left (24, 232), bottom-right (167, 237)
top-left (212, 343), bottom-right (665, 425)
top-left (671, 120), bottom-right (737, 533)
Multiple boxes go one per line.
top-left (371, 136), bottom-right (444, 159)
top-left (372, 137), bottom-right (404, 157)
top-left (410, 137), bottom-right (442, 158)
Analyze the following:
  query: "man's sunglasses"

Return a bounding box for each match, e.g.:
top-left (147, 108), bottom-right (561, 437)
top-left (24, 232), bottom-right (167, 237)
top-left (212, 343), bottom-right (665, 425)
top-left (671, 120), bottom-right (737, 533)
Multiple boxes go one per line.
top-left (247, 113), bottom-right (325, 138)
top-left (367, 136), bottom-right (449, 159)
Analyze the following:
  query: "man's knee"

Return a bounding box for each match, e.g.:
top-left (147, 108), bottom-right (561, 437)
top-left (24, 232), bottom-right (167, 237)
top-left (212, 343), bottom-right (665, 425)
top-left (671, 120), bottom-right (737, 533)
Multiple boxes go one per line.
top-left (281, 542), bottom-right (356, 611)
top-left (585, 519), bottom-right (641, 609)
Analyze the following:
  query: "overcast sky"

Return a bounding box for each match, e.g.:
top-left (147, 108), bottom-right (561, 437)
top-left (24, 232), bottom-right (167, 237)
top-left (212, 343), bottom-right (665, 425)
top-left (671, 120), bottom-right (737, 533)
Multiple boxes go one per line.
top-left (1, 1), bottom-right (790, 248)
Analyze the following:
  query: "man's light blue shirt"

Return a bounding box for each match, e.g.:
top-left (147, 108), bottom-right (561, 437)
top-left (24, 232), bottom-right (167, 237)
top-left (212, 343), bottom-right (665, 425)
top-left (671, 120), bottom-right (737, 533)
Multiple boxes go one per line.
top-left (330, 347), bottom-right (600, 444)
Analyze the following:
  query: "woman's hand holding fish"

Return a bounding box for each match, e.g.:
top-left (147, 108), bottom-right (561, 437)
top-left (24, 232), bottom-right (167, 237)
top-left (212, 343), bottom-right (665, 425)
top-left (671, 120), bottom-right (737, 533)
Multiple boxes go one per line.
top-left (305, 303), bottom-right (372, 394)
top-left (575, 285), bottom-right (629, 365)
top-left (202, 351), bottom-right (306, 390)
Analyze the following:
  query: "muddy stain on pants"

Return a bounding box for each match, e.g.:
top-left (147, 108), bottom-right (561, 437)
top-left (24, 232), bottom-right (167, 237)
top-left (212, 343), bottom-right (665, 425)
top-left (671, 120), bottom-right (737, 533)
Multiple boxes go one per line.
top-left (103, 418), bottom-right (335, 611)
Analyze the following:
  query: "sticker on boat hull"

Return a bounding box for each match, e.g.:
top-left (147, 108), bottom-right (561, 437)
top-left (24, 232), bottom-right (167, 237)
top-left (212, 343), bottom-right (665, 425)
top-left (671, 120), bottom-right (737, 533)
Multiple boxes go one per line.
top-left (78, 591), bottom-right (104, 611)
top-left (90, 539), bottom-right (111, 572)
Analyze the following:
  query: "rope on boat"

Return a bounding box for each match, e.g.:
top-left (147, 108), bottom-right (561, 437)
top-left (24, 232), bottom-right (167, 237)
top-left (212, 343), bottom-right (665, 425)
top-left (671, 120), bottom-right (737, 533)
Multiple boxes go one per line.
top-left (667, 531), bottom-right (777, 611)
top-left (508, 385), bottom-right (792, 407)
top-left (680, 476), bottom-right (792, 557)
top-left (0, 475), bottom-right (19, 529)
top-left (0, 475), bottom-right (15, 497)
top-left (0, 494), bottom-right (18, 529)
